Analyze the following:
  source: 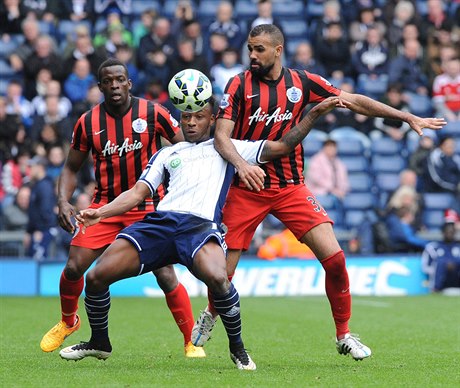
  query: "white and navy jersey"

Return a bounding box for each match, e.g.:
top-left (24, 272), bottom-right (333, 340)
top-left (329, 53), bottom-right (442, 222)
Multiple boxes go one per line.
top-left (139, 138), bottom-right (266, 223)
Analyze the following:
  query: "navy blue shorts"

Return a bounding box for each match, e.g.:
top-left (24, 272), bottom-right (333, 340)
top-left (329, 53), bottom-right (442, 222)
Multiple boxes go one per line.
top-left (116, 211), bottom-right (226, 274)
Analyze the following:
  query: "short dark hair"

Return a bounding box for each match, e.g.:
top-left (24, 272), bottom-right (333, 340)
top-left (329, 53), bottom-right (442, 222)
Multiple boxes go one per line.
top-left (97, 58), bottom-right (128, 82)
top-left (249, 24), bottom-right (284, 46)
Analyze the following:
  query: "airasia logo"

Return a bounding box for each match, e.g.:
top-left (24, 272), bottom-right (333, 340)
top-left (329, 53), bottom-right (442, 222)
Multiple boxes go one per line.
top-left (248, 107), bottom-right (293, 126)
top-left (102, 138), bottom-right (143, 157)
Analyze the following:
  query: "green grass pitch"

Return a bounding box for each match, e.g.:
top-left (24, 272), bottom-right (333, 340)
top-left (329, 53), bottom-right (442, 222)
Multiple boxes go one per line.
top-left (1, 295), bottom-right (459, 387)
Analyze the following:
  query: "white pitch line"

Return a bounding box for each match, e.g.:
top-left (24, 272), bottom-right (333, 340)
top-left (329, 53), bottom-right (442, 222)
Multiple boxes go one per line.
top-left (353, 299), bottom-right (391, 308)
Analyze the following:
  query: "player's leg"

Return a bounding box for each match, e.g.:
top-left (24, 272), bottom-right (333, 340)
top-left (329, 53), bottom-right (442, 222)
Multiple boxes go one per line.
top-left (40, 245), bottom-right (105, 352)
top-left (153, 265), bottom-right (205, 358)
top-left (274, 185), bottom-right (371, 360)
top-left (192, 240), bottom-right (256, 370)
top-left (60, 239), bottom-right (141, 361)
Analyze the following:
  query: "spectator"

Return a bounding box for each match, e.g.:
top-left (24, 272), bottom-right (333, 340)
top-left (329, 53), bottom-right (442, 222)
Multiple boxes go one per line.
top-left (422, 219), bottom-right (460, 293)
top-left (93, 12), bottom-right (133, 56)
top-left (432, 56), bottom-right (460, 122)
top-left (114, 43), bottom-right (140, 92)
top-left (206, 31), bottom-right (229, 68)
top-left (29, 95), bottom-right (74, 143)
top-left (210, 47), bottom-right (244, 99)
top-left (348, 7), bottom-right (386, 47)
top-left (46, 143), bottom-right (66, 182)
top-left (424, 136), bottom-right (460, 194)
top-left (63, 58), bottom-right (97, 104)
top-left (409, 135), bottom-right (435, 188)
top-left (56, 0), bottom-right (92, 21)
top-left (70, 83), bottom-right (102, 123)
top-left (306, 138), bottom-right (350, 216)
top-left (386, 0), bottom-right (418, 53)
top-left (31, 79), bottom-right (72, 118)
top-left (208, 1), bottom-right (243, 50)
top-left (289, 41), bottom-right (326, 77)
top-left (0, 0), bottom-right (27, 37)
top-left (315, 21), bottom-right (352, 79)
top-left (312, 0), bottom-right (347, 49)
top-left (385, 205), bottom-right (429, 252)
top-left (169, 38), bottom-right (209, 81)
top-left (92, 0), bottom-right (131, 18)
top-left (178, 19), bottom-right (205, 57)
top-left (372, 84), bottom-right (411, 142)
top-left (2, 184), bottom-right (30, 231)
top-left (23, 34), bottom-right (64, 99)
top-left (138, 17), bottom-right (176, 72)
top-left (132, 8), bottom-right (157, 47)
top-left (37, 123), bottom-right (63, 149)
top-left (5, 79), bottom-right (34, 129)
top-left (388, 39), bottom-right (432, 116)
top-left (352, 25), bottom-right (389, 100)
top-left (62, 24), bottom-right (107, 78)
top-left (24, 155), bottom-right (58, 260)
top-left (0, 95), bottom-right (25, 163)
top-left (250, 0), bottom-right (283, 32)
top-left (8, 16), bottom-right (40, 73)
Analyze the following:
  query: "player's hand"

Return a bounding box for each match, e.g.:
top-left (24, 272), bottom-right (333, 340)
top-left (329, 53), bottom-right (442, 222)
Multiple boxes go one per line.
top-left (237, 163), bottom-right (266, 191)
top-left (75, 209), bottom-right (102, 234)
top-left (312, 97), bottom-right (350, 116)
top-left (406, 116), bottom-right (447, 136)
top-left (58, 201), bottom-right (76, 233)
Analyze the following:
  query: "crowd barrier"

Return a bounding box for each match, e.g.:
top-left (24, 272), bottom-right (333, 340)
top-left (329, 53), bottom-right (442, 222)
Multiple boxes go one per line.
top-left (0, 255), bottom-right (428, 296)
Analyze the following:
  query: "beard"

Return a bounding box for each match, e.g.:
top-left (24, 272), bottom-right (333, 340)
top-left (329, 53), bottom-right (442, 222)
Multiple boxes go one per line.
top-left (249, 61), bottom-right (274, 78)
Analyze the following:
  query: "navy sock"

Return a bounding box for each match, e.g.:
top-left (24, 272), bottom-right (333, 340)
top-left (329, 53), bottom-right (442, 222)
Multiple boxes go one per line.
top-left (211, 283), bottom-right (243, 347)
top-left (84, 288), bottom-right (111, 342)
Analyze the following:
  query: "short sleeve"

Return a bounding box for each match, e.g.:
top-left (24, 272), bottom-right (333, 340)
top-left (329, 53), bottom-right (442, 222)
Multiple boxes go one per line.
top-left (153, 103), bottom-right (181, 142)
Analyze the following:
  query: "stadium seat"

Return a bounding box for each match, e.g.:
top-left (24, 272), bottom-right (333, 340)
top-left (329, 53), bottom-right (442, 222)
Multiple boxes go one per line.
top-left (162, 1), bottom-right (197, 19)
top-left (272, 1), bottom-right (305, 19)
top-left (370, 137), bottom-right (402, 156)
top-left (305, 0), bottom-right (324, 21)
top-left (348, 173), bottom-right (373, 193)
top-left (374, 173), bottom-right (400, 193)
top-left (341, 156), bottom-right (369, 173)
top-left (285, 38), bottom-right (304, 57)
top-left (356, 74), bottom-right (388, 100)
top-left (57, 20), bottom-right (92, 44)
top-left (315, 194), bottom-right (336, 209)
top-left (197, 1), bottom-right (221, 20)
top-left (422, 193), bottom-right (455, 210)
top-left (279, 19), bottom-right (309, 40)
top-left (345, 210), bottom-right (367, 227)
top-left (0, 59), bottom-right (16, 78)
top-left (371, 155), bottom-right (406, 173)
top-left (336, 139), bottom-right (365, 157)
top-left (423, 209), bottom-right (445, 230)
top-left (343, 192), bottom-right (376, 210)
top-left (302, 138), bottom-right (323, 157)
top-left (131, 0), bottom-right (160, 15)
top-left (329, 127), bottom-right (371, 150)
top-left (438, 121), bottom-right (460, 138)
top-left (0, 39), bottom-right (18, 60)
top-left (234, 0), bottom-right (258, 21)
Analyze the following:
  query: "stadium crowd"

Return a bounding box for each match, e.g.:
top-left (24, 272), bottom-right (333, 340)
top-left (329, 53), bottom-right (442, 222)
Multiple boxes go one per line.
top-left (0, 0), bottom-right (459, 262)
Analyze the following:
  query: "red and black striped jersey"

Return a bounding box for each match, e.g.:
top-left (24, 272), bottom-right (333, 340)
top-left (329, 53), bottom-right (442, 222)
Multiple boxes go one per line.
top-left (71, 96), bottom-right (180, 210)
top-left (217, 68), bottom-right (340, 188)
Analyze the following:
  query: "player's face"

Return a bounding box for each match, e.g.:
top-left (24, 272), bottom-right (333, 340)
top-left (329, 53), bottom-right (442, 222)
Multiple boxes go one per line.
top-left (98, 65), bottom-right (132, 107)
top-left (247, 33), bottom-right (282, 78)
top-left (180, 104), bottom-right (215, 143)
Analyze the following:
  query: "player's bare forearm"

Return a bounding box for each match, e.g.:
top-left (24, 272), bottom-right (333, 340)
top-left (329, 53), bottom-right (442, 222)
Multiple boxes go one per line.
top-left (261, 97), bottom-right (345, 161)
top-left (340, 91), bottom-right (447, 135)
top-left (98, 183), bottom-right (149, 220)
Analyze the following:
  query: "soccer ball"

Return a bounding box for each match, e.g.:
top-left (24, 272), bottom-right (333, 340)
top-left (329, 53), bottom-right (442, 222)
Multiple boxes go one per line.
top-left (168, 69), bottom-right (213, 112)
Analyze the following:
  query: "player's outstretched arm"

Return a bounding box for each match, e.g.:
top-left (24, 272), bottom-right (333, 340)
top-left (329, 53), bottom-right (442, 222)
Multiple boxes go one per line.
top-left (76, 182), bottom-right (150, 228)
top-left (340, 91), bottom-right (447, 136)
top-left (261, 97), bottom-right (346, 161)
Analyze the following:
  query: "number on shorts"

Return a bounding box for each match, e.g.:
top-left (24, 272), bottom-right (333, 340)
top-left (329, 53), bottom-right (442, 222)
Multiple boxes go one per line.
top-left (307, 196), bottom-right (322, 212)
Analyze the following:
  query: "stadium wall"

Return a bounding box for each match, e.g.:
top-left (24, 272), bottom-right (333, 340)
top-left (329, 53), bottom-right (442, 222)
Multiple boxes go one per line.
top-left (1, 255), bottom-right (428, 296)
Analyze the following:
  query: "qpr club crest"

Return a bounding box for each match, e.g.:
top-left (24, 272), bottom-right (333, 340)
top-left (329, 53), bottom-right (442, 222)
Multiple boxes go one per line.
top-left (286, 87), bottom-right (302, 103)
top-left (132, 118), bottom-right (147, 133)
top-left (220, 93), bottom-right (230, 109)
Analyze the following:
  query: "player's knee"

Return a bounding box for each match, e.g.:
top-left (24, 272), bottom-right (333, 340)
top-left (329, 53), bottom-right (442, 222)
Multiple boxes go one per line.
top-left (85, 269), bottom-right (106, 292)
top-left (153, 266), bottom-right (178, 293)
top-left (206, 273), bottom-right (229, 295)
top-left (64, 260), bottom-right (85, 280)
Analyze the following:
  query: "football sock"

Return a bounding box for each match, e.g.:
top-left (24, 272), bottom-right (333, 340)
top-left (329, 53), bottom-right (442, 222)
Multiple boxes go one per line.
top-left (211, 283), bottom-right (242, 346)
top-left (208, 273), bottom-right (233, 317)
top-left (85, 288), bottom-right (110, 341)
top-left (59, 271), bottom-right (84, 327)
top-left (320, 250), bottom-right (351, 338)
top-left (165, 283), bottom-right (194, 345)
